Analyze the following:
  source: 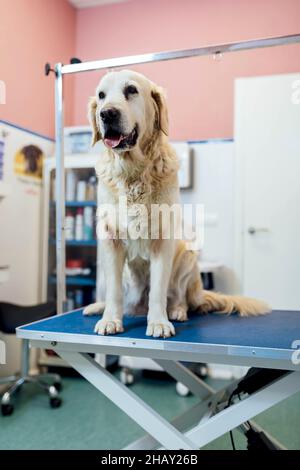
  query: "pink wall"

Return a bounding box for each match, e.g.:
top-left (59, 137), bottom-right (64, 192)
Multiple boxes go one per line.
top-left (0, 0), bottom-right (76, 138)
top-left (74, 0), bottom-right (300, 140)
top-left (1, 0), bottom-right (299, 140)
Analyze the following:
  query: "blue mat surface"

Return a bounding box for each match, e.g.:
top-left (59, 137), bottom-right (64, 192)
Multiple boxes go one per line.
top-left (19, 309), bottom-right (300, 350)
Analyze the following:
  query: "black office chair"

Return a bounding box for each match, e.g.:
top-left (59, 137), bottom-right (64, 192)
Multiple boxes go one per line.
top-left (0, 301), bottom-right (62, 416)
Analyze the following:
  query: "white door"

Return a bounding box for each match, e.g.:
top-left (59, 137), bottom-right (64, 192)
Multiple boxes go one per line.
top-left (235, 73), bottom-right (300, 310)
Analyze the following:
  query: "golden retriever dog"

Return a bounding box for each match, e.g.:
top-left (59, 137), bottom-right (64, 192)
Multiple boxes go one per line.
top-left (83, 70), bottom-right (270, 338)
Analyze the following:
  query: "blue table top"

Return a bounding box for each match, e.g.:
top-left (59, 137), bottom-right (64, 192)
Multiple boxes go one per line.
top-left (18, 309), bottom-right (300, 351)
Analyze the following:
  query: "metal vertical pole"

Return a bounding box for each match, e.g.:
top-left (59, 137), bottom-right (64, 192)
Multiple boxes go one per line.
top-left (21, 339), bottom-right (29, 377)
top-left (54, 63), bottom-right (66, 314)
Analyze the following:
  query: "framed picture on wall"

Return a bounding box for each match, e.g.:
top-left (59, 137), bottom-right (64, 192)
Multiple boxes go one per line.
top-left (172, 142), bottom-right (193, 189)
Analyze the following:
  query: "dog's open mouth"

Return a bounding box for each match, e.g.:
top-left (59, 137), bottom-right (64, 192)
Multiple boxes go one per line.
top-left (104, 125), bottom-right (138, 149)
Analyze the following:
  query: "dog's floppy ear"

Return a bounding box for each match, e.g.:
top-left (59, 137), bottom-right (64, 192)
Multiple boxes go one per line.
top-left (151, 86), bottom-right (169, 136)
top-left (88, 96), bottom-right (101, 146)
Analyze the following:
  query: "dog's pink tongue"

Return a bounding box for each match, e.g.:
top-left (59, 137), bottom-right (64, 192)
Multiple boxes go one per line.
top-left (104, 136), bottom-right (123, 148)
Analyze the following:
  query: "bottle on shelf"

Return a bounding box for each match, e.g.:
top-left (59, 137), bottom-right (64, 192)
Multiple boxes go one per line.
top-left (76, 180), bottom-right (87, 201)
top-left (66, 291), bottom-right (75, 311)
top-left (86, 176), bottom-right (97, 201)
top-left (83, 206), bottom-right (94, 241)
top-left (66, 170), bottom-right (77, 201)
top-left (65, 210), bottom-right (75, 240)
top-left (75, 289), bottom-right (84, 308)
top-left (75, 208), bottom-right (84, 240)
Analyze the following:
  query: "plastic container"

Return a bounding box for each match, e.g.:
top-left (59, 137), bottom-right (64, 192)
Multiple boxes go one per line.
top-left (75, 289), bottom-right (84, 308)
top-left (67, 292), bottom-right (75, 311)
top-left (66, 170), bottom-right (77, 201)
top-left (83, 206), bottom-right (94, 241)
top-left (65, 210), bottom-right (75, 240)
top-left (86, 176), bottom-right (97, 200)
top-left (76, 180), bottom-right (86, 201)
top-left (66, 259), bottom-right (83, 269)
top-left (75, 208), bottom-right (84, 240)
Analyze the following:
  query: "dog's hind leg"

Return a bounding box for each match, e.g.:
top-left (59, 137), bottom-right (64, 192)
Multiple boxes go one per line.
top-left (186, 264), bottom-right (205, 310)
top-left (167, 245), bottom-right (197, 322)
top-left (168, 303), bottom-right (188, 322)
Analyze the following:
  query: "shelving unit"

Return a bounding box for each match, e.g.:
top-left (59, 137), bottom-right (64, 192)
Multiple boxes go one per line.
top-left (40, 153), bottom-right (100, 369)
top-left (42, 154), bottom-right (99, 307)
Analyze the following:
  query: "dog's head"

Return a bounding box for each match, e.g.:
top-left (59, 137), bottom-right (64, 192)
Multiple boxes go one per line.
top-left (88, 70), bottom-right (168, 152)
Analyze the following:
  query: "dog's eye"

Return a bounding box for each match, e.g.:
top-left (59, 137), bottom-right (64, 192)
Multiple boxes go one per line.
top-left (124, 85), bottom-right (138, 99)
top-left (98, 91), bottom-right (105, 100)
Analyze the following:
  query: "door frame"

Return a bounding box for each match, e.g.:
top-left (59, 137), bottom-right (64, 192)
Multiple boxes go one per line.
top-left (233, 77), bottom-right (247, 295)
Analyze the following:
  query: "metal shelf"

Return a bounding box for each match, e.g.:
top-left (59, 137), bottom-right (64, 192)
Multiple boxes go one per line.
top-left (51, 200), bottom-right (97, 207)
top-left (49, 275), bottom-right (96, 287)
top-left (49, 239), bottom-right (97, 247)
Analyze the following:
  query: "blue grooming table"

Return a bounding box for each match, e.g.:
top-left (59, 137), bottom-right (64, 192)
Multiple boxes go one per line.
top-left (17, 309), bottom-right (300, 450)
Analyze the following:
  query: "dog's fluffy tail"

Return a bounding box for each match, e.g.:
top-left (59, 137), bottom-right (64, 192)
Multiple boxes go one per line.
top-left (198, 290), bottom-right (271, 316)
top-left (187, 275), bottom-right (270, 316)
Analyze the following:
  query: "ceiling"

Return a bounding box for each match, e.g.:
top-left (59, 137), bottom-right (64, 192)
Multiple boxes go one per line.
top-left (69, 0), bottom-right (129, 8)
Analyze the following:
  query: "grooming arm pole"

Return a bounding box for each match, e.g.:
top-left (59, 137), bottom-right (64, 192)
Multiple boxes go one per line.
top-left (55, 63), bottom-right (66, 314)
top-left (60, 34), bottom-right (300, 75)
top-left (50, 33), bottom-right (300, 314)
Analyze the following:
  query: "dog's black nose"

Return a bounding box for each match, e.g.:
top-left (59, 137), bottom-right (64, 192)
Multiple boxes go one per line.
top-left (100, 108), bottom-right (120, 124)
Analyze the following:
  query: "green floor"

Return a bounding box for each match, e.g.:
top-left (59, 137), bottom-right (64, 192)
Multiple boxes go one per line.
top-left (0, 372), bottom-right (299, 450)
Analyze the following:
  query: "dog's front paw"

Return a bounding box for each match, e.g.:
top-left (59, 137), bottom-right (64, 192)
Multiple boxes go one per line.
top-left (94, 318), bottom-right (124, 335)
top-left (146, 320), bottom-right (175, 338)
top-left (83, 302), bottom-right (105, 316)
top-left (168, 305), bottom-right (188, 322)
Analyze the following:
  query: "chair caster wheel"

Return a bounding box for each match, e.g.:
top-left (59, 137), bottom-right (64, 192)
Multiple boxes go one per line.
top-left (50, 397), bottom-right (62, 408)
top-left (176, 382), bottom-right (190, 397)
top-left (120, 368), bottom-right (134, 385)
top-left (1, 403), bottom-right (14, 416)
top-left (53, 381), bottom-right (62, 392)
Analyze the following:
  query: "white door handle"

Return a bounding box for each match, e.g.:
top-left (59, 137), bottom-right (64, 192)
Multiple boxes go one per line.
top-left (248, 226), bottom-right (270, 235)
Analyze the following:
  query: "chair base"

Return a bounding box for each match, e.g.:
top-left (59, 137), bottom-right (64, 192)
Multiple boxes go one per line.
top-left (1, 372), bottom-right (62, 416)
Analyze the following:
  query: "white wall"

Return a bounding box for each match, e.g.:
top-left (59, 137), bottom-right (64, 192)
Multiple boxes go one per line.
top-left (179, 140), bottom-right (236, 294)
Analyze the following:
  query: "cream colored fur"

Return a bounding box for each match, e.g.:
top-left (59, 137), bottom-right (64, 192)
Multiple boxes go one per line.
top-left (83, 70), bottom-right (270, 338)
